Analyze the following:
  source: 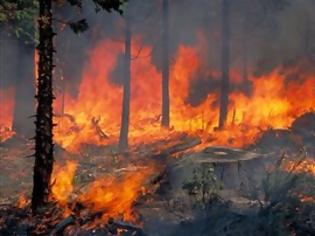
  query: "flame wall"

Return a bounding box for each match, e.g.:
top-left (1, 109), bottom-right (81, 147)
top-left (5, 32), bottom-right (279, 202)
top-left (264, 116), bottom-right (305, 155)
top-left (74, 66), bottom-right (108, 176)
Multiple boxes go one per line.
top-left (53, 35), bottom-right (315, 151)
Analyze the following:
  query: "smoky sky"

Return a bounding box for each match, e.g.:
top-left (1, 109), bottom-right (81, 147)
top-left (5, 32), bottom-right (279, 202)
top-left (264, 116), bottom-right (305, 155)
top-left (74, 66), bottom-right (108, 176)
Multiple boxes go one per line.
top-left (52, 0), bottom-right (315, 103)
top-left (2, 0), bottom-right (315, 102)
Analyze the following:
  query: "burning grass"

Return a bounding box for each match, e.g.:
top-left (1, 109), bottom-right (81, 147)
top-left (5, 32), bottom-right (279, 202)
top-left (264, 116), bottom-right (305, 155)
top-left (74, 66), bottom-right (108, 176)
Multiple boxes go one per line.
top-left (48, 37), bottom-right (315, 152)
top-left (1, 36), bottom-right (315, 151)
top-left (79, 166), bottom-right (155, 223)
top-left (0, 160), bottom-right (156, 235)
top-left (0, 130), bottom-right (315, 235)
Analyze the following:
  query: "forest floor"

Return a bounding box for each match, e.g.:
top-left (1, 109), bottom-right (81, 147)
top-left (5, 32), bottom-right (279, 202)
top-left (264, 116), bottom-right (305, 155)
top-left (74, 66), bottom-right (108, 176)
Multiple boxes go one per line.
top-left (0, 112), bottom-right (315, 235)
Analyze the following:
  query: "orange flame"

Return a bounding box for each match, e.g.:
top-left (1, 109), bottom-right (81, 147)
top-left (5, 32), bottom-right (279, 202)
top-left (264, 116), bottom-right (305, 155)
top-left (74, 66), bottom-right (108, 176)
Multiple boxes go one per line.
top-left (0, 86), bottom-right (15, 142)
top-left (79, 167), bottom-right (154, 222)
top-left (284, 158), bottom-right (315, 203)
top-left (16, 194), bottom-right (29, 208)
top-left (52, 36), bottom-right (315, 151)
top-left (51, 160), bottom-right (77, 204)
top-left (284, 159), bottom-right (315, 176)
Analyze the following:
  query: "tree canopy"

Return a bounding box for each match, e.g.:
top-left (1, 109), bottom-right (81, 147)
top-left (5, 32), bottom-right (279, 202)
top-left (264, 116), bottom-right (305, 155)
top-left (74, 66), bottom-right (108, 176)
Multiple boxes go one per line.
top-left (0, 0), bottom-right (127, 44)
top-left (0, 0), bottom-right (38, 44)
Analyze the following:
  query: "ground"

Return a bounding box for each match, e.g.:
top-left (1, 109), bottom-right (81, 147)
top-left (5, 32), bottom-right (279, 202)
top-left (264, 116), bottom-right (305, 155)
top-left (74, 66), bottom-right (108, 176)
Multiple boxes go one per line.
top-left (0, 114), bottom-right (315, 235)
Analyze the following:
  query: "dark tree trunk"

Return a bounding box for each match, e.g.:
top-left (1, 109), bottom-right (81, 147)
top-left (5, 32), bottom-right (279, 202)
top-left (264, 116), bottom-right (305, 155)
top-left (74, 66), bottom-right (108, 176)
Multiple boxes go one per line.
top-left (119, 17), bottom-right (131, 150)
top-left (32, 0), bottom-right (55, 213)
top-left (218, 0), bottom-right (231, 129)
top-left (13, 44), bottom-right (35, 137)
top-left (161, 0), bottom-right (170, 128)
top-left (242, 38), bottom-right (248, 82)
top-left (242, 26), bottom-right (253, 97)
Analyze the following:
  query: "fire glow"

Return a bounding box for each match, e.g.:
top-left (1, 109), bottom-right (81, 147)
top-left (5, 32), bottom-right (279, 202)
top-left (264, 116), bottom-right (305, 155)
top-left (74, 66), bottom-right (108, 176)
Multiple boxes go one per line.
top-left (0, 87), bottom-right (15, 142)
top-left (79, 167), bottom-right (154, 222)
top-left (51, 160), bottom-right (77, 204)
top-left (52, 37), bottom-right (315, 152)
top-left (50, 160), bottom-right (154, 223)
top-left (0, 36), bottom-right (314, 149)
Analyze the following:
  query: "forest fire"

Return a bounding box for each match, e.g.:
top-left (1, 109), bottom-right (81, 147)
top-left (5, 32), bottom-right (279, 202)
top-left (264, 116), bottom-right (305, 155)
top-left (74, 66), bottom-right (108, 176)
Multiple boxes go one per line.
top-left (1, 0), bottom-right (315, 235)
top-left (51, 38), bottom-right (315, 152)
top-left (48, 158), bottom-right (155, 223)
top-left (284, 159), bottom-right (315, 177)
top-left (51, 160), bottom-right (78, 205)
top-left (0, 87), bottom-right (15, 142)
top-left (79, 166), bottom-right (155, 223)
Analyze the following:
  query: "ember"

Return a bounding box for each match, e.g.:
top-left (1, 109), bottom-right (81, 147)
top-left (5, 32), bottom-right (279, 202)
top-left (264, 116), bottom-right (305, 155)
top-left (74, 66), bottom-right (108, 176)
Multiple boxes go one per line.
top-left (284, 158), bottom-right (315, 176)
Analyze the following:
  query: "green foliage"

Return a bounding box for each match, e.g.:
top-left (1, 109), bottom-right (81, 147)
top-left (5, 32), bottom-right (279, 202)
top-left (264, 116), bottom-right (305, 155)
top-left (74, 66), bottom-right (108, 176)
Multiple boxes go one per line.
top-left (0, 0), bottom-right (38, 45)
top-left (182, 163), bottom-right (222, 210)
top-left (0, 0), bottom-right (127, 43)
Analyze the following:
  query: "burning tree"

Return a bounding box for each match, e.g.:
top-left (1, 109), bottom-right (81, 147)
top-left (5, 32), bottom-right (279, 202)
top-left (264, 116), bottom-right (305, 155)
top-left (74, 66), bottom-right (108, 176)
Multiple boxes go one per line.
top-left (32, 0), bottom-right (126, 213)
top-left (161, 0), bottom-right (170, 128)
top-left (218, 0), bottom-right (231, 129)
top-left (31, 0), bottom-right (55, 213)
top-left (119, 8), bottom-right (131, 150)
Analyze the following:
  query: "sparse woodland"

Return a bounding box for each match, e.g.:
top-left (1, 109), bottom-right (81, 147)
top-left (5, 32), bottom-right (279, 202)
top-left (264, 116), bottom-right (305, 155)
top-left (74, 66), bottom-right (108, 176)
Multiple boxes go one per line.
top-left (0, 0), bottom-right (315, 235)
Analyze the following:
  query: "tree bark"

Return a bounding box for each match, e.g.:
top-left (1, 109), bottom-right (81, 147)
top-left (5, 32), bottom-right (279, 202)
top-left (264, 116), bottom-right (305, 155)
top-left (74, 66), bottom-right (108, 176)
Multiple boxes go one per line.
top-left (218, 0), bottom-right (231, 129)
top-left (32, 0), bottom-right (55, 213)
top-left (241, 6), bottom-right (252, 97)
top-left (119, 17), bottom-right (131, 150)
top-left (161, 0), bottom-right (170, 128)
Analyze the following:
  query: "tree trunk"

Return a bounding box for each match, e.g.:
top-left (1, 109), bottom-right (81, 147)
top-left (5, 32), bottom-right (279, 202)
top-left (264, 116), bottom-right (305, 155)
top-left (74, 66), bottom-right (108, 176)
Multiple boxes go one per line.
top-left (161, 0), bottom-right (170, 128)
top-left (119, 17), bottom-right (131, 150)
top-left (242, 38), bottom-right (248, 82)
top-left (32, 0), bottom-right (55, 213)
top-left (241, 6), bottom-right (251, 97)
top-left (13, 44), bottom-right (35, 138)
top-left (218, 0), bottom-right (231, 129)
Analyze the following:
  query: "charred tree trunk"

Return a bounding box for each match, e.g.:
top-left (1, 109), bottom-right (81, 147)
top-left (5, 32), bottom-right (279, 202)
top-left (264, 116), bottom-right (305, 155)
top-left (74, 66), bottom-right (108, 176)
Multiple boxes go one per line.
top-left (13, 44), bottom-right (35, 137)
top-left (161, 0), bottom-right (170, 128)
top-left (119, 17), bottom-right (131, 150)
top-left (32, 0), bottom-right (55, 213)
top-left (241, 7), bottom-right (251, 97)
top-left (218, 0), bottom-right (231, 129)
top-left (242, 38), bottom-right (248, 82)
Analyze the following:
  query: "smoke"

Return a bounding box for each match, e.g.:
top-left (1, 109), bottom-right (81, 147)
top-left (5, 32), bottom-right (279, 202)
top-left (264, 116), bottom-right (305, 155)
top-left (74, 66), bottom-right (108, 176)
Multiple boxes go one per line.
top-left (54, 0), bottom-right (315, 97)
top-left (1, 0), bottom-right (315, 137)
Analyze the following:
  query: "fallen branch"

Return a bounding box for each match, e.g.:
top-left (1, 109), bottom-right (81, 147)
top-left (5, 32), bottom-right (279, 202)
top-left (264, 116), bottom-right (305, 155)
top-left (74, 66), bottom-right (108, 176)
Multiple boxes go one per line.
top-left (154, 137), bottom-right (201, 159)
top-left (91, 117), bottom-right (109, 140)
top-left (50, 216), bottom-right (75, 235)
top-left (108, 218), bottom-right (147, 235)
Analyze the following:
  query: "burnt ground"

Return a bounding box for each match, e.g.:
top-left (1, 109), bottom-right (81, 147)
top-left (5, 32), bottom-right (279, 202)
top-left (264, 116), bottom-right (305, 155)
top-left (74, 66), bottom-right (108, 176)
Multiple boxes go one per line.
top-left (0, 112), bottom-right (315, 235)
